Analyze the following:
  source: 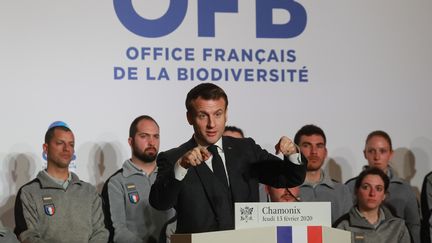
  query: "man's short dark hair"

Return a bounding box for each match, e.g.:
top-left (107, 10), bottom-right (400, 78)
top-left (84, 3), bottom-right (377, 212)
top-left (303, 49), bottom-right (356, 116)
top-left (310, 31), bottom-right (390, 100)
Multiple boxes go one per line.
top-left (129, 115), bottom-right (159, 138)
top-left (294, 124), bottom-right (327, 145)
top-left (365, 130), bottom-right (393, 151)
top-left (44, 126), bottom-right (72, 144)
top-left (185, 83), bottom-right (228, 113)
top-left (224, 126), bottom-right (244, 138)
top-left (355, 167), bottom-right (390, 193)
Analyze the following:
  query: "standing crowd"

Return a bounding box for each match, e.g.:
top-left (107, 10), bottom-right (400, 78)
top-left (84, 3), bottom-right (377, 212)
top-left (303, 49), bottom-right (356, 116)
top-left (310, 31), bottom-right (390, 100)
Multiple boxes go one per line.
top-left (1, 83), bottom-right (431, 243)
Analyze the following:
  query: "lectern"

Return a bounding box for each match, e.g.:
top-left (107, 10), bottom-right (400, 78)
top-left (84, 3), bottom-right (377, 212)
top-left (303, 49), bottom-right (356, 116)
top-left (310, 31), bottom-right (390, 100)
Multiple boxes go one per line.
top-left (171, 226), bottom-right (350, 243)
top-left (172, 202), bottom-right (351, 243)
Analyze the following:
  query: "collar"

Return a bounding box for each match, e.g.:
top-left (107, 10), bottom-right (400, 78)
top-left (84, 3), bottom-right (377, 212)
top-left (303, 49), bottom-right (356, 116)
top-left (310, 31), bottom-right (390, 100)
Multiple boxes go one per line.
top-left (302, 169), bottom-right (335, 188)
top-left (37, 170), bottom-right (80, 189)
top-left (354, 207), bottom-right (386, 229)
top-left (320, 170), bottom-right (336, 188)
top-left (42, 170), bottom-right (71, 185)
top-left (212, 137), bottom-right (223, 151)
top-left (192, 135), bottom-right (223, 151)
top-left (386, 166), bottom-right (404, 183)
top-left (122, 159), bottom-right (158, 177)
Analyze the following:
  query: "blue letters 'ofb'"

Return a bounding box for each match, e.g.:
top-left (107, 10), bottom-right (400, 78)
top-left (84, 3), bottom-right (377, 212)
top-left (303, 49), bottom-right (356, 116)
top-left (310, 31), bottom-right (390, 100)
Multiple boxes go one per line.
top-left (113, 0), bottom-right (307, 38)
top-left (113, 0), bottom-right (188, 38)
top-left (256, 0), bottom-right (307, 38)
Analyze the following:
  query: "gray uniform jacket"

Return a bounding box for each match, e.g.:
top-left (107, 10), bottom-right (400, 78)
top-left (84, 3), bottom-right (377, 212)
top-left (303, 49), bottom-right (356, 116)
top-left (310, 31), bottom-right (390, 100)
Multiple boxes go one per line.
top-left (0, 221), bottom-right (19, 243)
top-left (346, 166), bottom-right (420, 243)
top-left (102, 160), bottom-right (175, 243)
top-left (14, 171), bottom-right (108, 243)
top-left (300, 170), bottom-right (353, 224)
top-left (335, 206), bottom-right (411, 243)
top-left (421, 171), bottom-right (432, 243)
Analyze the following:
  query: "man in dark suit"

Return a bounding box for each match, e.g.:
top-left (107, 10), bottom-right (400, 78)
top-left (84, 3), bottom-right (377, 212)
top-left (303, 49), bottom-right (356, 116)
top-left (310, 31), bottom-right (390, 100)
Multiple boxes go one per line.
top-left (149, 83), bottom-right (307, 234)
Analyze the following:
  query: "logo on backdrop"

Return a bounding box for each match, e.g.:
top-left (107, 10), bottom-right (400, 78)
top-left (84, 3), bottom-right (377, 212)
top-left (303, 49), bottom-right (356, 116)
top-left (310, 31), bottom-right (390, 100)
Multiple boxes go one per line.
top-left (112, 0), bottom-right (310, 83)
top-left (113, 0), bottom-right (307, 38)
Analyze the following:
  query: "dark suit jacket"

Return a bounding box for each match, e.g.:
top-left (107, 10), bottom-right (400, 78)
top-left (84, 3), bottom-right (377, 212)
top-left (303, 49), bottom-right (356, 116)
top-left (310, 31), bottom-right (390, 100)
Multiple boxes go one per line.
top-left (149, 136), bottom-right (306, 234)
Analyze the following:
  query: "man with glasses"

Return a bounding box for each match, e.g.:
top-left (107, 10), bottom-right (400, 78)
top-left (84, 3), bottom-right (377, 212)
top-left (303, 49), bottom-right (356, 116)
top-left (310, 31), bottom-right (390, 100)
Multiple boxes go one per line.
top-left (294, 124), bottom-right (352, 224)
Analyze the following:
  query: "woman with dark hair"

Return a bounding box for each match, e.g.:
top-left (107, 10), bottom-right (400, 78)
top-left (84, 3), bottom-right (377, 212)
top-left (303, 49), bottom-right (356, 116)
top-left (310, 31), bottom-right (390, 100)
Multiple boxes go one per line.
top-left (335, 167), bottom-right (411, 243)
top-left (345, 130), bottom-right (420, 243)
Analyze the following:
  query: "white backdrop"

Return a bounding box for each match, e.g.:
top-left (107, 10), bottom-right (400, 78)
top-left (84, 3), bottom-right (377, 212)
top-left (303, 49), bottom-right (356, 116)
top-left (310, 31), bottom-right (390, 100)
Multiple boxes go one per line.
top-left (1, 0), bottom-right (431, 228)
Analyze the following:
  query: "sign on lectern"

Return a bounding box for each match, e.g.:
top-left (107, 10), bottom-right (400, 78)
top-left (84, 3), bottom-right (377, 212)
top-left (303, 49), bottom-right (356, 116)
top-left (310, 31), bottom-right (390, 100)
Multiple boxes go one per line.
top-left (235, 202), bottom-right (331, 229)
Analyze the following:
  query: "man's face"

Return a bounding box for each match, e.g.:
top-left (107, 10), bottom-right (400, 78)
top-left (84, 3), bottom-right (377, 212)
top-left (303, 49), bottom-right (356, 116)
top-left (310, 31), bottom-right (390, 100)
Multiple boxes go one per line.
top-left (364, 135), bottom-right (393, 172)
top-left (267, 186), bottom-right (300, 202)
top-left (187, 97), bottom-right (227, 146)
top-left (129, 119), bottom-right (160, 163)
top-left (43, 129), bottom-right (75, 169)
top-left (299, 134), bottom-right (327, 171)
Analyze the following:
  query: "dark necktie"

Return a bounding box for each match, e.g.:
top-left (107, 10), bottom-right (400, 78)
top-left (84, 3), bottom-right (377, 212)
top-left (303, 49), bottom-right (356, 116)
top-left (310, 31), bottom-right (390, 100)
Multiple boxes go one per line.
top-left (208, 145), bottom-right (229, 188)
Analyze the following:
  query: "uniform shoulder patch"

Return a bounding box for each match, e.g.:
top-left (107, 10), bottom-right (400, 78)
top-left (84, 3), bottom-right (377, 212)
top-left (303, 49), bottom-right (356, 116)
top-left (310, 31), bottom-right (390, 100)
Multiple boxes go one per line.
top-left (126, 183), bottom-right (139, 204)
top-left (42, 195), bottom-right (55, 216)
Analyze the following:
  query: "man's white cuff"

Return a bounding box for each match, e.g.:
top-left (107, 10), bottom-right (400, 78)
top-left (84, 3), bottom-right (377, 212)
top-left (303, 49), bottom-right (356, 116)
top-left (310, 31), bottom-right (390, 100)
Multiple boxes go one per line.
top-left (174, 160), bottom-right (188, 181)
top-left (288, 153), bottom-right (302, 165)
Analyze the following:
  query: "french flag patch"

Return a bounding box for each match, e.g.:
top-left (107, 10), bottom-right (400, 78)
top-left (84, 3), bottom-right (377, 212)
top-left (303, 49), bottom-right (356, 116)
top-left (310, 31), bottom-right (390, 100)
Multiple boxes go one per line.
top-left (44, 204), bottom-right (55, 216)
top-left (128, 192), bottom-right (140, 204)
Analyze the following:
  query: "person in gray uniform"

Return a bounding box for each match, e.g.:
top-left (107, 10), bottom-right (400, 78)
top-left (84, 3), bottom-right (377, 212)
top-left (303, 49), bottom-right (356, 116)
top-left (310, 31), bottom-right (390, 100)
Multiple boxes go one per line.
top-left (421, 172), bottom-right (432, 243)
top-left (345, 130), bottom-right (420, 243)
top-left (335, 167), bottom-right (411, 243)
top-left (102, 115), bottom-right (174, 243)
top-left (294, 124), bottom-right (352, 224)
top-left (14, 121), bottom-right (108, 243)
top-left (0, 220), bottom-right (19, 243)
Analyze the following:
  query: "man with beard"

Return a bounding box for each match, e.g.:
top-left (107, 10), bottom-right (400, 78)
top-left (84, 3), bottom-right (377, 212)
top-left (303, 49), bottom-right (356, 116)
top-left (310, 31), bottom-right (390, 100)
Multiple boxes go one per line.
top-left (102, 115), bottom-right (175, 243)
top-left (294, 124), bottom-right (352, 224)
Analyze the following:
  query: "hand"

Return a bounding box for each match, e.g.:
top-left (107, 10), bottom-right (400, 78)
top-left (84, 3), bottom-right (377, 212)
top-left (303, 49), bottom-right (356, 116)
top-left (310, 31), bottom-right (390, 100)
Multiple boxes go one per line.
top-left (178, 146), bottom-right (211, 169)
top-left (275, 136), bottom-right (298, 157)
